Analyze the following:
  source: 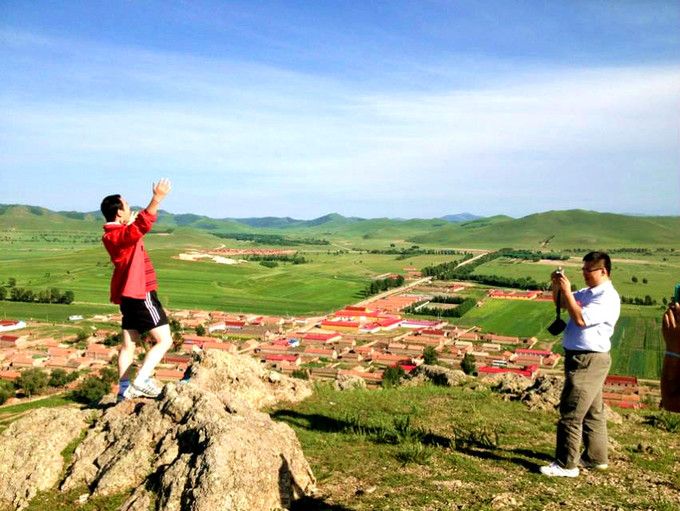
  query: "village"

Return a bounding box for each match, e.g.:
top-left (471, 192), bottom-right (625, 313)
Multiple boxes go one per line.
top-left (0, 280), bottom-right (645, 410)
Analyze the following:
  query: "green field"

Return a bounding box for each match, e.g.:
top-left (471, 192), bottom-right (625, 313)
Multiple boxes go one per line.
top-left (1, 207), bottom-right (677, 379)
top-left (472, 256), bottom-right (679, 303)
top-left (0, 232), bottom-right (457, 315)
top-left (433, 299), bottom-right (665, 379)
top-left (445, 298), bottom-right (556, 340)
top-left (609, 306), bottom-right (665, 380)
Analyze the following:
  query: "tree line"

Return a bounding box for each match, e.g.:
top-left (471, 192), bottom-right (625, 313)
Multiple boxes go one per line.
top-left (246, 254), bottom-right (308, 264)
top-left (403, 298), bottom-right (477, 318)
top-left (212, 232), bottom-right (329, 246)
top-left (0, 279), bottom-right (74, 304)
top-left (363, 275), bottom-right (405, 297)
top-left (502, 250), bottom-right (568, 261)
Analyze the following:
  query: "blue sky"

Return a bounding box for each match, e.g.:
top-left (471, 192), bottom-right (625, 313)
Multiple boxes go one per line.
top-left (1, 1), bottom-right (678, 219)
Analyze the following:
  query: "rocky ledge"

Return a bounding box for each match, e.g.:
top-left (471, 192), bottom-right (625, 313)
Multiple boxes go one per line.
top-left (0, 350), bottom-right (316, 511)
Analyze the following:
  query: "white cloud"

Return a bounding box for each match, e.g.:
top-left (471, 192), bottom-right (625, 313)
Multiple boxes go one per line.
top-left (1, 30), bottom-right (678, 217)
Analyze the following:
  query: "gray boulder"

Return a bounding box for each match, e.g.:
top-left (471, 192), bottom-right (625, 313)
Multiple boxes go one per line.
top-left (413, 364), bottom-right (472, 387)
top-left (0, 407), bottom-right (92, 510)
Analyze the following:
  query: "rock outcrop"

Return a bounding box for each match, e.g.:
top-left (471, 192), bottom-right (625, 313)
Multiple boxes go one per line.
top-left (1, 350), bottom-right (316, 511)
top-left (485, 373), bottom-right (563, 411)
top-left (413, 364), bottom-right (473, 387)
top-left (334, 373), bottom-right (367, 391)
top-left (0, 407), bottom-right (92, 510)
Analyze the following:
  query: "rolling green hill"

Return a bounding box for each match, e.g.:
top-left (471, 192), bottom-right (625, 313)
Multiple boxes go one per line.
top-left (410, 210), bottom-right (680, 248)
top-left (2, 205), bottom-right (679, 249)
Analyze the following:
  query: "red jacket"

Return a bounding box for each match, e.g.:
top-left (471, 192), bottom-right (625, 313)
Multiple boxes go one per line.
top-left (102, 209), bottom-right (158, 304)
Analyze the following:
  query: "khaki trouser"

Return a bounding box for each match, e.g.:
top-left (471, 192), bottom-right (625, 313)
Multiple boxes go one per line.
top-left (555, 351), bottom-right (611, 469)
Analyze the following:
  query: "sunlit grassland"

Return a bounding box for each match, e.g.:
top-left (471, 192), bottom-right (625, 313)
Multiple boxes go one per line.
top-left (0, 232), bottom-right (458, 315)
top-left (436, 299), bottom-right (664, 379)
top-left (443, 298), bottom-right (556, 340)
top-left (269, 383), bottom-right (680, 510)
top-left (472, 256), bottom-right (679, 302)
top-left (610, 305), bottom-right (665, 379)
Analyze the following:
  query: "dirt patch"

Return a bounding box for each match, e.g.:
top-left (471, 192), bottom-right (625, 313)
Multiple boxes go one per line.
top-left (175, 251), bottom-right (245, 265)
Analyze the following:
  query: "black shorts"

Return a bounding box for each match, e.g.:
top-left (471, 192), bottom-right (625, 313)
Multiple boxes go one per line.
top-left (120, 291), bottom-right (169, 332)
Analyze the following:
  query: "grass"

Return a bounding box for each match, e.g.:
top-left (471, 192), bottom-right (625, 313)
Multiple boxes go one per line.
top-left (471, 256), bottom-right (679, 303)
top-left (609, 305), bottom-right (665, 379)
top-left (0, 234), bottom-right (457, 315)
top-left (0, 226), bottom-right (675, 378)
top-left (269, 382), bottom-right (680, 510)
top-left (445, 298), bottom-right (556, 340)
top-left (0, 394), bottom-right (79, 433)
top-left (3, 379), bottom-right (679, 510)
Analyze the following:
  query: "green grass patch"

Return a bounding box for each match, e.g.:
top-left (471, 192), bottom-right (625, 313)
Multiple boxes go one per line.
top-left (271, 382), bottom-right (680, 510)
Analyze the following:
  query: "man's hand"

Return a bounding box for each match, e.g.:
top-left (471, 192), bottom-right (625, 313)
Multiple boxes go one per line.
top-left (153, 178), bottom-right (172, 202)
top-left (551, 271), bottom-right (572, 295)
top-left (662, 304), bottom-right (680, 353)
top-left (146, 178), bottom-right (172, 215)
top-left (127, 210), bottom-right (139, 225)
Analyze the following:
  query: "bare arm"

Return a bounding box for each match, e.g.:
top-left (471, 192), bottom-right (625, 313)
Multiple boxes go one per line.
top-left (661, 304), bottom-right (680, 412)
top-left (145, 178), bottom-right (172, 216)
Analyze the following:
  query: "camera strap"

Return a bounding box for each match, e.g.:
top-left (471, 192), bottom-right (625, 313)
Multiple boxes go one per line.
top-left (555, 290), bottom-right (562, 320)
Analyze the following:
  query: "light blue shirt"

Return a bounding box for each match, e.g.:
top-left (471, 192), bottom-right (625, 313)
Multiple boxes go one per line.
top-left (562, 280), bottom-right (620, 352)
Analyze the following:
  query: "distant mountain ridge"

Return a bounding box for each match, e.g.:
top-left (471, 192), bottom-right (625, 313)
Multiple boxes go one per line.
top-left (1, 204), bottom-right (678, 248)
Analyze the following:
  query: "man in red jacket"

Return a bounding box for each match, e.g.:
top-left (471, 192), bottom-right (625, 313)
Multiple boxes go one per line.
top-left (100, 179), bottom-right (173, 400)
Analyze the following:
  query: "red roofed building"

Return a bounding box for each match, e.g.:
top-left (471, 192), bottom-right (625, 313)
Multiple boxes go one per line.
top-left (337, 368), bottom-right (384, 384)
top-left (377, 318), bottom-right (402, 330)
top-left (421, 328), bottom-right (445, 336)
top-left (334, 309), bottom-right (381, 320)
top-left (44, 357), bottom-right (78, 371)
top-left (162, 354), bottom-right (192, 365)
top-left (224, 320), bottom-right (246, 329)
top-left (603, 391), bottom-right (643, 409)
top-left (258, 343), bottom-right (292, 354)
top-left (514, 348), bottom-right (560, 367)
top-left (478, 364), bottom-right (539, 379)
top-left (263, 353), bottom-right (301, 366)
top-left (488, 290), bottom-right (541, 300)
top-left (370, 353), bottom-right (413, 367)
top-left (604, 375), bottom-right (638, 390)
top-left (0, 334), bottom-right (28, 348)
top-left (201, 341), bottom-right (236, 353)
top-left (11, 354), bottom-right (39, 368)
top-left (302, 347), bottom-right (337, 360)
top-left (0, 370), bottom-right (21, 381)
top-left (483, 333), bottom-right (520, 344)
top-left (401, 319), bottom-right (446, 329)
top-left (86, 344), bottom-right (115, 361)
top-left (320, 320), bottom-right (359, 332)
top-left (457, 331), bottom-right (480, 341)
top-left (48, 347), bottom-right (78, 359)
top-left (155, 368), bottom-right (185, 382)
top-left (299, 332), bottom-right (342, 343)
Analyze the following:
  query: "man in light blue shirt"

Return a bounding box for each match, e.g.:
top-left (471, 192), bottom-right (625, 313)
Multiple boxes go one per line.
top-left (541, 251), bottom-right (620, 478)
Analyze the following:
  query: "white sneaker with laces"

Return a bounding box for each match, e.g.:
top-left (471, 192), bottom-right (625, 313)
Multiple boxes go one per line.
top-left (123, 378), bottom-right (163, 399)
top-left (540, 462), bottom-right (579, 478)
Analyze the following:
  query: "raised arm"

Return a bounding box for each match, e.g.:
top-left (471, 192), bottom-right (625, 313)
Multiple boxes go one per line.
top-left (145, 178), bottom-right (172, 216)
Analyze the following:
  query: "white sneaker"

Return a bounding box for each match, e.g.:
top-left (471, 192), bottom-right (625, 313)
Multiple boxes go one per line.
top-left (540, 462), bottom-right (579, 478)
top-left (123, 378), bottom-right (163, 399)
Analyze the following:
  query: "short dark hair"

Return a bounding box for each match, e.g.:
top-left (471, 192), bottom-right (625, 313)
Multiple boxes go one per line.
top-left (583, 251), bottom-right (611, 275)
top-left (100, 194), bottom-right (123, 222)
